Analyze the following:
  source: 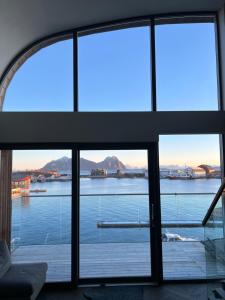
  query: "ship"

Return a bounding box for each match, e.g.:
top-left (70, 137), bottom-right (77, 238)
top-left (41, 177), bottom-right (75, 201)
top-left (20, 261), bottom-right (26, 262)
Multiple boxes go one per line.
top-left (167, 174), bottom-right (191, 180)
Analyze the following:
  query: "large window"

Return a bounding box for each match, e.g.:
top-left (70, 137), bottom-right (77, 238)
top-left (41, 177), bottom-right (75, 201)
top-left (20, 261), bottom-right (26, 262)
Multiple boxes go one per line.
top-left (155, 20), bottom-right (219, 111)
top-left (1, 18), bottom-right (219, 112)
top-left (0, 13), bottom-right (223, 284)
top-left (78, 26), bottom-right (151, 111)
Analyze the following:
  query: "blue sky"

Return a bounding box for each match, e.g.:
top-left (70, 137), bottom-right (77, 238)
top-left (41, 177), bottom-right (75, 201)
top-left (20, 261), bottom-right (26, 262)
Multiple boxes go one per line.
top-left (156, 23), bottom-right (218, 110)
top-left (159, 134), bottom-right (220, 167)
top-left (78, 27), bottom-right (151, 111)
top-left (3, 23), bottom-right (221, 168)
top-left (4, 40), bottom-right (73, 111)
top-left (13, 150), bottom-right (72, 170)
top-left (4, 23), bottom-right (218, 112)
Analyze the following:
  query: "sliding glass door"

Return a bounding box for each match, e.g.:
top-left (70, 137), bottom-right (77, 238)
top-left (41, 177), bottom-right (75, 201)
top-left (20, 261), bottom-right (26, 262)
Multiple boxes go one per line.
top-left (10, 145), bottom-right (161, 284)
top-left (78, 147), bottom-right (158, 281)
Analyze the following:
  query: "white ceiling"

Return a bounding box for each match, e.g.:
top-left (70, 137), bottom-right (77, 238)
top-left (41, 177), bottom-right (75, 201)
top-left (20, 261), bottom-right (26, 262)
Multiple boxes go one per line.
top-left (0, 0), bottom-right (224, 80)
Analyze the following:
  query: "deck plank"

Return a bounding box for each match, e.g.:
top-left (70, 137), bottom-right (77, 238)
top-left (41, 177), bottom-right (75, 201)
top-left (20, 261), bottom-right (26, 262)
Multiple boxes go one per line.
top-left (11, 242), bottom-right (225, 282)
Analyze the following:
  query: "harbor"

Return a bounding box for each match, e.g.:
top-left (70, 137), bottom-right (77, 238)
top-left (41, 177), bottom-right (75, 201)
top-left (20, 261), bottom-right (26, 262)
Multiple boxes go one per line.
top-left (11, 163), bottom-right (221, 194)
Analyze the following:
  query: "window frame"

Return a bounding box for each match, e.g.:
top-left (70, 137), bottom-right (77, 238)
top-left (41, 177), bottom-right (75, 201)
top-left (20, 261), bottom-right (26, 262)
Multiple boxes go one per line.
top-left (0, 11), bottom-right (224, 286)
top-left (0, 12), bottom-right (221, 112)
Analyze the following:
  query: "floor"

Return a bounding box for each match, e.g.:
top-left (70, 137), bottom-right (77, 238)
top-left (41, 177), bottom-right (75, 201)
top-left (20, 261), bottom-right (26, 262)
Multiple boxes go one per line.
top-left (11, 242), bottom-right (225, 281)
top-left (37, 283), bottom-right (215, 300)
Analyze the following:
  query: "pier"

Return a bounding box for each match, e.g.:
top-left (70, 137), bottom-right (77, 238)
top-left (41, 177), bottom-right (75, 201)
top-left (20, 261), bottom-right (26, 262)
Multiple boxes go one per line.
top-left (97, 221), bottom-right (203, 228)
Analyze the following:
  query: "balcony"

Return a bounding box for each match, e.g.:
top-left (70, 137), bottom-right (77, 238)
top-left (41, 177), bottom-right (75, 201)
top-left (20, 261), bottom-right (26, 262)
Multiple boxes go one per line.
top-left (10, 193), bottom-right (225, 282)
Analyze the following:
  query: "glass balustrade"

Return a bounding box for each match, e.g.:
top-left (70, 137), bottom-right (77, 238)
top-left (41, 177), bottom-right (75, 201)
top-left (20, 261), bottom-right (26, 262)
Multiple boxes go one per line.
top-left (11, 192), bottom-right (224, 282)
top-left (204, 196), bottom-right (225, 280)
top-left (161, 193), bottom-right (214, 279)
top-left (11, 194), bottom-right (71, 282)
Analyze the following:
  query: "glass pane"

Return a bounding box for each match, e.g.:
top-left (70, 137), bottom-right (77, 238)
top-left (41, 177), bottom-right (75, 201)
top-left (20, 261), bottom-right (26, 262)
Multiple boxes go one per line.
top-left (204, 196), bottom-right (225, 279)
top-left (3, 39), bottom-right (73, 111)
top-left (79, 150), bottom-right (151, 278)
top-left (11, 150), bottom-right (72, 282)
top-left (156, 22), bottom-right (218, 111)
top-left (78, 27), bottom-right (151, 111)
top-left (159, 134), bottom-right (221, 279)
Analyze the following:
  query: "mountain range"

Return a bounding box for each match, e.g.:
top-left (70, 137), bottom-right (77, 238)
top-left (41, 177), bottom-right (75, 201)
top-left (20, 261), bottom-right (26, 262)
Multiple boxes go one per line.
top-left (41, 156), bottom-right (126, 172)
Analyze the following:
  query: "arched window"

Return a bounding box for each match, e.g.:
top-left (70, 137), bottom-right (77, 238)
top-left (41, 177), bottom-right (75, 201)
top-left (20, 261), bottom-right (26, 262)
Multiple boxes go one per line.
top-left (0, 13), bottom-right (223, 285)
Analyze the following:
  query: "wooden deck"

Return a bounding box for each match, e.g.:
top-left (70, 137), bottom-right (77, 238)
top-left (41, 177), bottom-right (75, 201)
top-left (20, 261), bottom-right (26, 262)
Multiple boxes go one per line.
top-left (11, 242), bottom-right (225, 282)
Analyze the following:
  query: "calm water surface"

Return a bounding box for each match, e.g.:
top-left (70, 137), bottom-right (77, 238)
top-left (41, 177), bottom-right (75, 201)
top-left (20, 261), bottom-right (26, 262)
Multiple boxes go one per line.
top-left (11, 178), bottom-right (221, 247)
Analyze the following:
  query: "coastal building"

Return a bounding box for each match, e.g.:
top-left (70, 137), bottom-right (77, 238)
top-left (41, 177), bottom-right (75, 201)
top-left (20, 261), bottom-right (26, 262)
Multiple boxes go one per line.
top-left (11, 173), bottom-right (31, 190)
top-left (47, 170), bottom-right (60, 177)
top-left (91, 168), bottom-right (107, 177)
top-left (165, 165), bottom-right (221, 179)
top-left (11, 173), bottom-right (31, 196)
top-left (0, 1), bottom-right (225, 299)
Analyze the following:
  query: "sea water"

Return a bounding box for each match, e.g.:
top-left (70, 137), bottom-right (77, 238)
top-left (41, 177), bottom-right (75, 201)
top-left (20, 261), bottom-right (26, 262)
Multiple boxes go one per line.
top-left (11, 178), bottom-right (221, 247)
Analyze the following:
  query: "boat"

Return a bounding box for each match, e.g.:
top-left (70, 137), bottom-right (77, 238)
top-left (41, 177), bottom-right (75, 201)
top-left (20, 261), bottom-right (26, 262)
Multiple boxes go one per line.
top-left (167, 174), bottom-right (191, 180)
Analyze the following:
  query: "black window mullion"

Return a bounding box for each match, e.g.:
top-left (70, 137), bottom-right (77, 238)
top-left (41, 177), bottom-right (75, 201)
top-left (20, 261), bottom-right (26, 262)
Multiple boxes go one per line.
top-left (73, 32), bottom-right (78, 112)
top-left (215, 13), bottom-right (224, 111)
top-left (148, 143), bottom-right (163, 283)
top-left (72, 31), bottom-right (79, 285)
top-left (150, 17), bottom-right (157, 111)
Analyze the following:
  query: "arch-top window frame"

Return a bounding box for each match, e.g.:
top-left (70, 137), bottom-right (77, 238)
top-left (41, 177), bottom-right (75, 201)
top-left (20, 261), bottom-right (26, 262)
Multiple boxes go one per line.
top-left (0, 11), bottom-right (222, 112)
